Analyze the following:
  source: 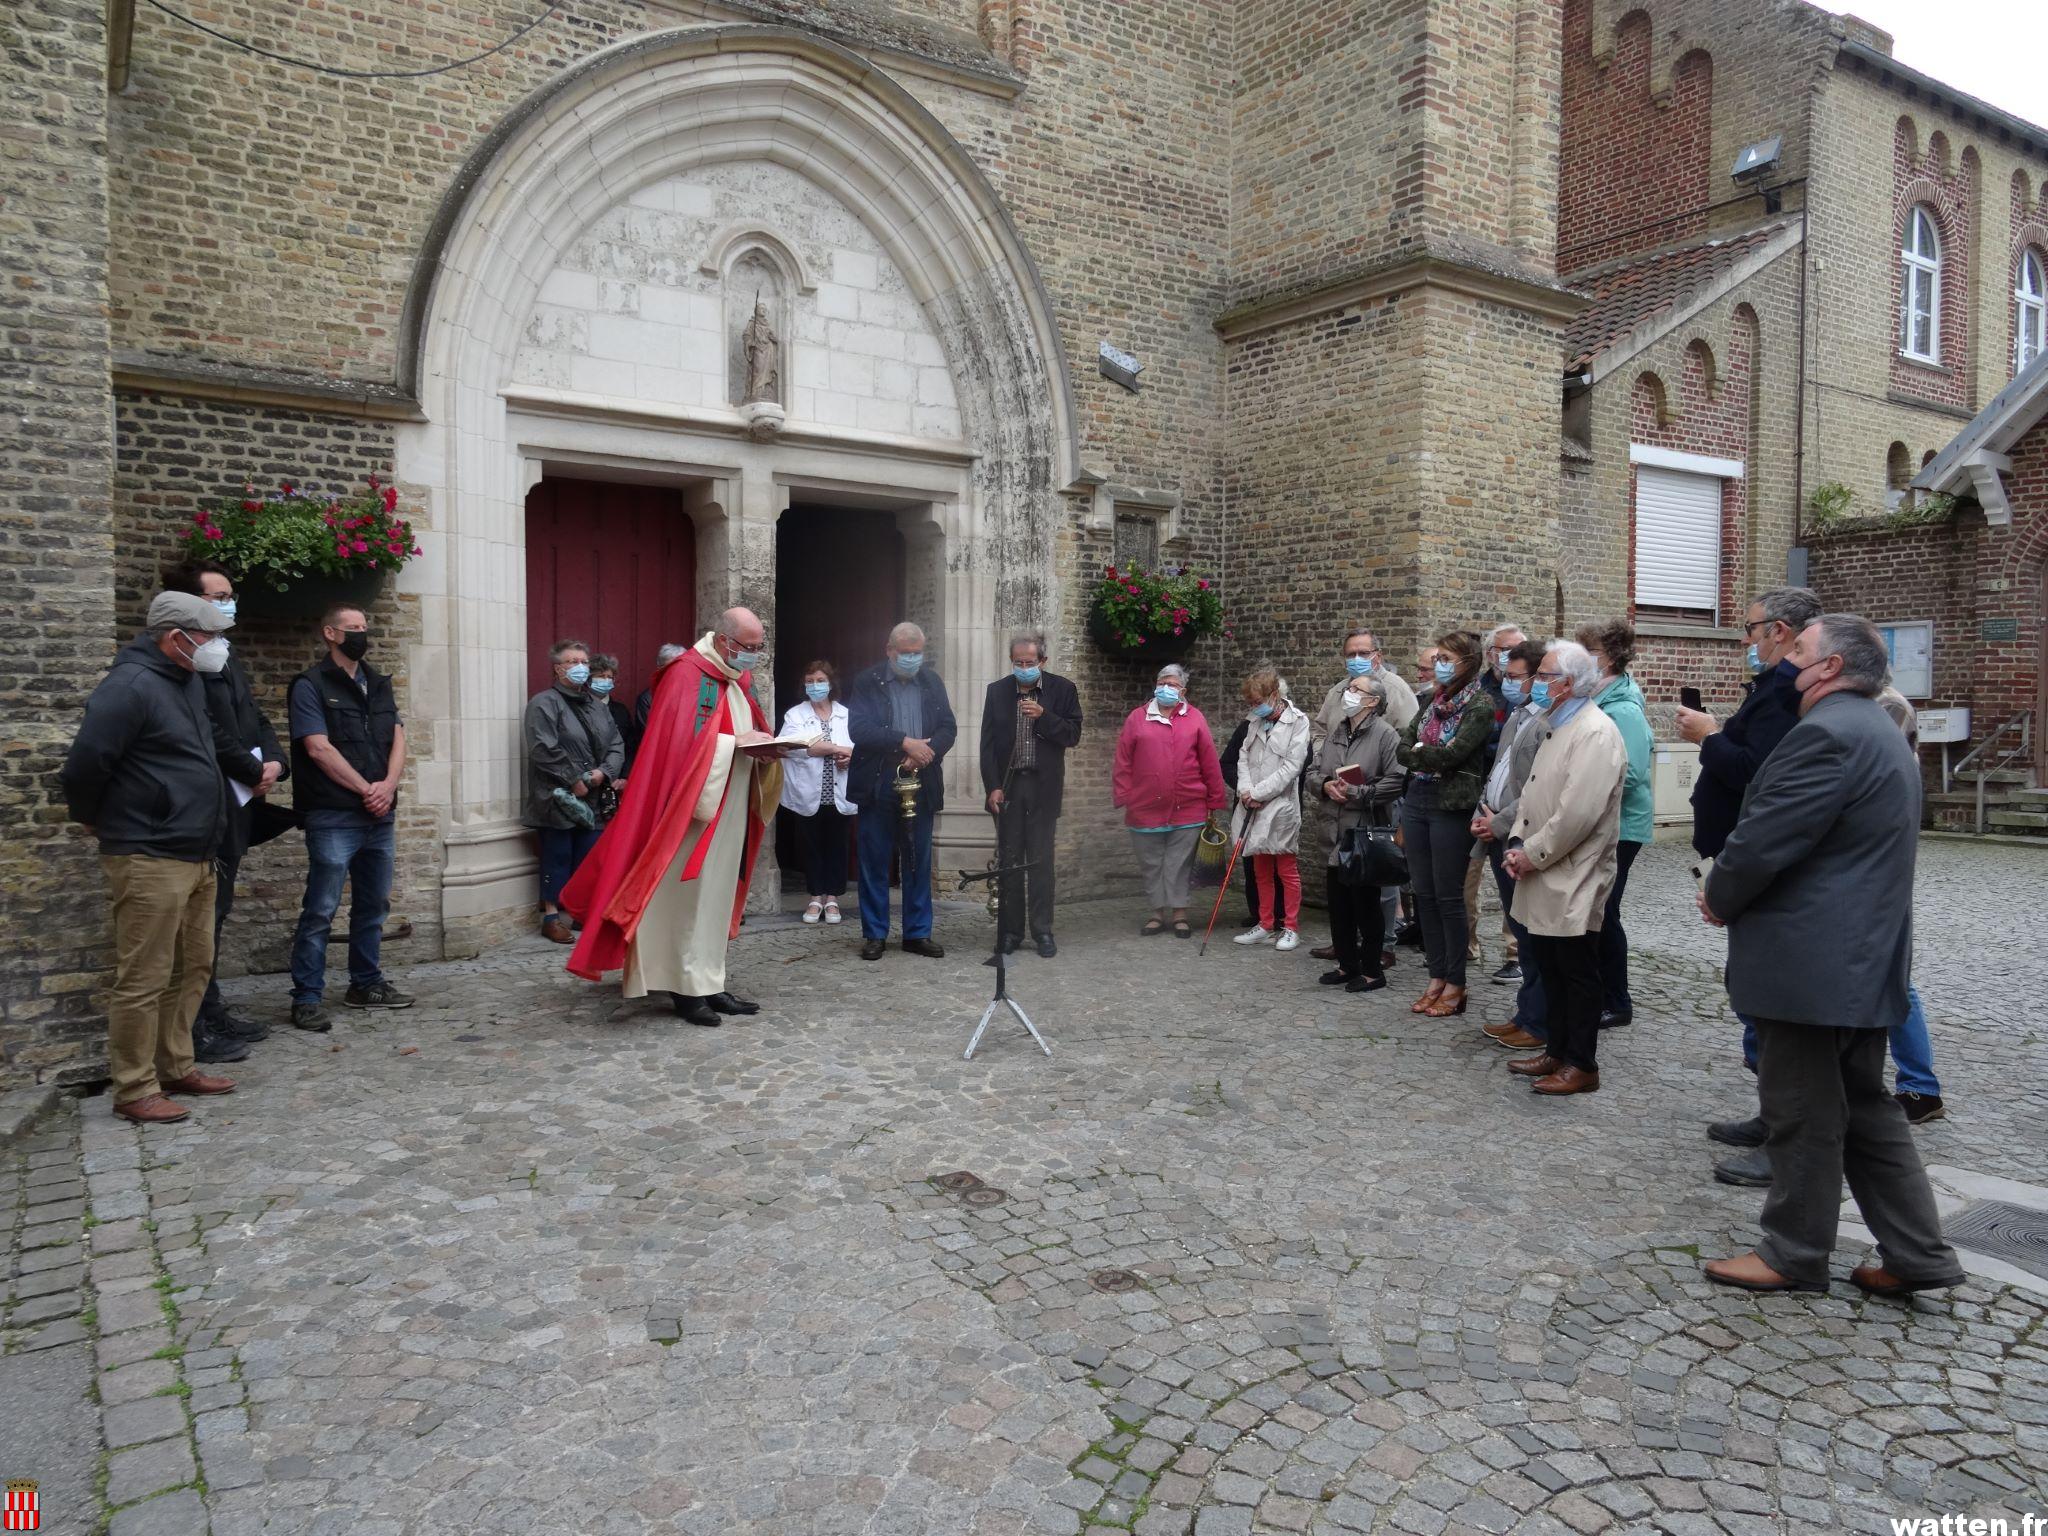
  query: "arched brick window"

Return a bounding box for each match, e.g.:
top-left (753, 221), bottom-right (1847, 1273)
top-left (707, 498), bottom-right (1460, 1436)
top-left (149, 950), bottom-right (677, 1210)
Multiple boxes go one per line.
top-left (2018, 248), bottom-right (2046, 376)
top-left (1886, 441), bottom-right (1912, 511)
top-left (1901, 206), bottom-right (1941, 363)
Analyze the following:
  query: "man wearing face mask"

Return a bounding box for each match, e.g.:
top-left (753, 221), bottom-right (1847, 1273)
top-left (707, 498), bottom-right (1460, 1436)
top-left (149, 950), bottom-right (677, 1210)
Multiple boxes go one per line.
top-left (161, 561), bottom-right (288, 1063)
top-left (62, 592), bottom-right (238, 1123)
top-left (847, 621), bottom-right (958, 962)
top-left (286, 604), bottom-right (411, 1031)
top-left (980, 633), bottom-right (1083, 958)
top-left (522, 639), bottom-right (625, 943)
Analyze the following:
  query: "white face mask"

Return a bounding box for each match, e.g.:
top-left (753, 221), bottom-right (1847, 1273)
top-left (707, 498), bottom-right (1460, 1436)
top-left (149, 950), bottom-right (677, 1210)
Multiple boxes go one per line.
top-left (185, 633), bottom-right (231, 674)
top-left (1341, 690), bottom-right (1363, 713)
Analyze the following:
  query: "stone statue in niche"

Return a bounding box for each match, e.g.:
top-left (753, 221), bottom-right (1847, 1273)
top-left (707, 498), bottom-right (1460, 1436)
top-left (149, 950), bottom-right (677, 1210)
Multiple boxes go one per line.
top-left (741, 296), bottom-right (780, 404)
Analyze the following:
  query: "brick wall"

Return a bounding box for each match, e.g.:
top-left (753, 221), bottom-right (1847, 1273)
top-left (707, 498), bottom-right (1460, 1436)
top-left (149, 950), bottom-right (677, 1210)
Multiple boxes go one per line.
top-left (0, 1), bottom-right (119, 1087)
top-left (112, 393), bottom-right (442, 978)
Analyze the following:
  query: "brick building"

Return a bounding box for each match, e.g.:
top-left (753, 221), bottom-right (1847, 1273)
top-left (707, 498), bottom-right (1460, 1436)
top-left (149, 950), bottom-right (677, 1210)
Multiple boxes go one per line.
top-left (2, 0), bottom-right (1573, 1084)
top-left (1557, 0), bottom-right (2048, 744)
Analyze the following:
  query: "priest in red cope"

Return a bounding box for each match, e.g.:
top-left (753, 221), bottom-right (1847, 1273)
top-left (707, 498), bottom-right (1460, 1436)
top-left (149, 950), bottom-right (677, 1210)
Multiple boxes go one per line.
top-left (561, 608), bottom-right (791, 1026)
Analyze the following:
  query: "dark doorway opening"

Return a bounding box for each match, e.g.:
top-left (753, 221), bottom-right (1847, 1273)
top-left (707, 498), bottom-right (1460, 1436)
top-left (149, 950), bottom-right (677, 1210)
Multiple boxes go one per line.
top-left (771, 504), bottom-right (907, 883)
top-left (524, 478), bottom-right (696, 706)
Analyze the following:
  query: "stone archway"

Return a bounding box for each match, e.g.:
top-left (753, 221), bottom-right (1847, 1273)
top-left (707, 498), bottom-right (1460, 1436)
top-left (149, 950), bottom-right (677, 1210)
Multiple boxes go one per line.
top-left (395, 25), bottom-right (1079, 949)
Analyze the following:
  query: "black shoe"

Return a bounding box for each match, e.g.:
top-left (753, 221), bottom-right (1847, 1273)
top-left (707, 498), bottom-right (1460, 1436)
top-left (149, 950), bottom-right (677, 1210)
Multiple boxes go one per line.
top-left (1712, 1147), bottom-right (1773, 1187)
top-left (670, 994), bottom-right (721, 1027)
top-left (1896, 1091), bottom-right (1946, 1125)
top-left (860, 938), bottom-right (886, 962)
top-left (1345, 975), bottom-right (1388, 993)
top-left (706, 991), bottom-right (759, 1017)
top-left (192, 1028), bottom-right (250, 1064)
top-left (998, 934), bottom-right (1023, 955)
top-left (1318, 968), bottom-right (1355, 986)
top-left (902, 937), bottom-right (945, 959)
top-left (1489, 961), bottom-right (1522, 985)
top-left (1707, 1115), bottom-right (1767, 1148)
top-left (289, 1002), bottom-right (331, 1033)
top-left (216, 1009), bottom-right (271, 1042)
top-left (1035, 935), bottom-right (1056, 958)
top-left (345, 982), bottom-right (414, 1010)
top-left (1393, 919), bottom-right (1422, 949)
top-left (1598, 1009), bottom-right (1632, 1029)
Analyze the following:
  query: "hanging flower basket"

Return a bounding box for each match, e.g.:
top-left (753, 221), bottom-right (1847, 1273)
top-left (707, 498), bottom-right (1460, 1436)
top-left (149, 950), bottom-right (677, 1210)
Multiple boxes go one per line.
top-left (183, 476), bottom-right (420, 622)
top-left (1086, 564), bottom-right (1228, 661)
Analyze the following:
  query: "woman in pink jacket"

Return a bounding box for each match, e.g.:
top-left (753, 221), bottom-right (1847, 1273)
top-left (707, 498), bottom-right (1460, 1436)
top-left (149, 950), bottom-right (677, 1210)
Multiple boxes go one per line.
top-left (1113, 663), bottom-right (1229, 938)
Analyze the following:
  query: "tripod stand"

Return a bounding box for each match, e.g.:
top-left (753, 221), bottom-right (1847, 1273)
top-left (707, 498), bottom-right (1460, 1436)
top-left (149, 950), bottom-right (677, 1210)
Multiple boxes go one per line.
top-left (956, 858), bottom-right (1053, 1060)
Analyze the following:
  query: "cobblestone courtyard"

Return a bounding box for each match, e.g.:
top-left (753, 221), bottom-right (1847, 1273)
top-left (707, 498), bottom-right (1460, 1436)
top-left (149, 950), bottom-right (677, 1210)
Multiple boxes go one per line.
top-left (6, 840), bottom-right (2047, 1535)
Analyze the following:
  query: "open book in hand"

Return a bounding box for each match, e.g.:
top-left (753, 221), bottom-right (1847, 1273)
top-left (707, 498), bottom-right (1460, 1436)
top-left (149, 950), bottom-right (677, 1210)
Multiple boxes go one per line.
top-left (733, 729), bottom-right (810, 758)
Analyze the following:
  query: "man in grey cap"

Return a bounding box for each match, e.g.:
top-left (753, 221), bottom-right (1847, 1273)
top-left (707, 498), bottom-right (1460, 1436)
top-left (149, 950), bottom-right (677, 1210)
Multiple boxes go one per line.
top-left (61, 591), bottom-right (240, 1123)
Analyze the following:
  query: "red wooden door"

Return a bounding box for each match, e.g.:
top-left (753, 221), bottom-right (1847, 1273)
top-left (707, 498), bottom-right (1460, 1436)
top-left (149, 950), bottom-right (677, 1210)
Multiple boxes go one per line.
top-left (524, 479), bottom-right (695, 703)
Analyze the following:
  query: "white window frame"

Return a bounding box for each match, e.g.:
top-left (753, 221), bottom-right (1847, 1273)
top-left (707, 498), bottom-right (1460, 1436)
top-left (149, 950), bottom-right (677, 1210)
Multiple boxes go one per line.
top-left (1901, 206), bottom-right (1941, 364)
top-left (2018, 249), bottom-right (2046, 377)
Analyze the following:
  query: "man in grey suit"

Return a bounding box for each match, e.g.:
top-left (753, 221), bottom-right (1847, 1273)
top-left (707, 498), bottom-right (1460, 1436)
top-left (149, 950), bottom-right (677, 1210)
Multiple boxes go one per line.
top-left (1697, 614), bottom-right (1964, 1298)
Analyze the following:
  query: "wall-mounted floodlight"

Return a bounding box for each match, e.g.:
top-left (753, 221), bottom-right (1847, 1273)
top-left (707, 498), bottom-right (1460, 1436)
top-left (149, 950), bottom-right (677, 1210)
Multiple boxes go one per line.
top-left (1731, 136), bottom-right (1782, 183)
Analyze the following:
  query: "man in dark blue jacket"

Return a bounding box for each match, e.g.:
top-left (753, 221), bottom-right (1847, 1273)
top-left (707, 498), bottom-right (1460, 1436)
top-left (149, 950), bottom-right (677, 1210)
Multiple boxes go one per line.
top-left (62, 592), bottom-right (240, 1124)
top-left (1675, 584), bottom-right (1820, 1183)
top-left (847, 622), bottom-right (956, 962)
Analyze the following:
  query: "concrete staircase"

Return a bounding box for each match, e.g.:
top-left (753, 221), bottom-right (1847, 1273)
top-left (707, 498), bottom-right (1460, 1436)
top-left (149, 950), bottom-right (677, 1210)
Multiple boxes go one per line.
top-left (1927, 767), bottom-right (2048, 837)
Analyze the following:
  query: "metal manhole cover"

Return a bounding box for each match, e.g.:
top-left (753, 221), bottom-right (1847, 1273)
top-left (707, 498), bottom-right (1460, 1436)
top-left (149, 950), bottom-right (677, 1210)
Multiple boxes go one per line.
top-left (1944, 1200), bottom-right (2048, 1280)
top-left (1089, 1268), bottom-right (1142, 1293)
top-left (962, 1186), bottom-right (1008, 1207)
top-left (932, 1171), bottom-right (983, 1193)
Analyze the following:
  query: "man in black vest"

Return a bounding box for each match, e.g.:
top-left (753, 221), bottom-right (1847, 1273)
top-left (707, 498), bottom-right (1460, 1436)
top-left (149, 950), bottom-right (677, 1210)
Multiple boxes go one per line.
top-left (287, 604), bottom-right (411, 1030)
top-left (979, 632), bottom-right (1083, 957)
top-left (163, 560), bottom-right (287, 1061)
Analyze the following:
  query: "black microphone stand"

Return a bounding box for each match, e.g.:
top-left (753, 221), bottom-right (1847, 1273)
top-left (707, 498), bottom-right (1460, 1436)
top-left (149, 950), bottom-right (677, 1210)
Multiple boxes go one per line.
top-left (957, 856), bottom-right (1052, 1060)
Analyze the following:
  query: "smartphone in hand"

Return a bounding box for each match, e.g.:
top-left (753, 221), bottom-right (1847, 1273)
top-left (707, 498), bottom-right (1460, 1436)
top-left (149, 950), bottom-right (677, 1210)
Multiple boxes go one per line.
top-left (1680, 686), bottom-right (1704, 711)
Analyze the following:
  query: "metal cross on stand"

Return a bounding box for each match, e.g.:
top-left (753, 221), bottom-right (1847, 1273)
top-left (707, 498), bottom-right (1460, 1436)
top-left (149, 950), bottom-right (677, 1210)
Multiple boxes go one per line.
top-left (956, 857), bottom-right (1053, 1061)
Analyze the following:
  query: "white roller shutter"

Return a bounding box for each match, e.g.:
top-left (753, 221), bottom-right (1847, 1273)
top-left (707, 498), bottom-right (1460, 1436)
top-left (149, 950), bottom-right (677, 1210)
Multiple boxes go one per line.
top-left (1634, 464), bottom-right (1722, 617)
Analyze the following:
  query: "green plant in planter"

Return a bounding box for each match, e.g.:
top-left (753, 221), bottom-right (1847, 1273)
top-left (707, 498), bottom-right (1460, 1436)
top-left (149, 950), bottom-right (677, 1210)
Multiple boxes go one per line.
top-left (185, 477), bottom-right (422, 592)
top-left (1805, 480), bottom-right (1857, 537)
top-left (1089, 564), bottom-right (1229, 652)
top-left (1885, 490), bottom-right (1956, 529)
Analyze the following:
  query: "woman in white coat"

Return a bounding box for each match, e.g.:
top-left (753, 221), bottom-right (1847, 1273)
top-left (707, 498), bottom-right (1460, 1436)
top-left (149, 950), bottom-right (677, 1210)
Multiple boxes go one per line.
top-left (779, 659), bottom-right (857, 924)
top-left (1233, 664), bottom-right (1311, 951)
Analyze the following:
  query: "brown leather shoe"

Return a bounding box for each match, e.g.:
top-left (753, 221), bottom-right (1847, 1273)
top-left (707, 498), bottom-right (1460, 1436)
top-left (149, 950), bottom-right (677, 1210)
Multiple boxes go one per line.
top-left (1493, 1026), bottom-right (1544, 1050)
top-left (1421, 986), bottom-right (1468, 1017)
top-left (541, 914), bottom-right (574, 944)
top-left (114, 1094), bottom-right (190, 1124)
top-left (1309, 943), bottom-right (1338, 961)
top-left (159, 1072), bottom-right (236, 1096)
top-left (1506, 1053), bottom-right (1560, 1077)
top-left (1849, 1263), bottom-right (1963, 1298)
top-left (1704, 1251), bottom-right (1826, 1293)
top-left (1531, 1065), bottom-right (1600, 1095)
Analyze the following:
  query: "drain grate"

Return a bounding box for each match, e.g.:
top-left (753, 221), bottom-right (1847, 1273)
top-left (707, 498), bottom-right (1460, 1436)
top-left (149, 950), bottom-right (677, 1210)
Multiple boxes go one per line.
top-left (1088, 1268), bottom-right (1142, 1294)
top-left (1944, 1200), bottom-right (2048, 1281)
top-left (962, 1186), bottom-right (1008, 1207)
top-left (932, 1171), bottom-right (983, 1193)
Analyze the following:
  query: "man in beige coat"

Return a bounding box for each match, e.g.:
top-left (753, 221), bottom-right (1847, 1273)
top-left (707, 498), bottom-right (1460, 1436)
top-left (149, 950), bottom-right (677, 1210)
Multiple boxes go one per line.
top-left (1503, 640), bottom-right (1627, 1096)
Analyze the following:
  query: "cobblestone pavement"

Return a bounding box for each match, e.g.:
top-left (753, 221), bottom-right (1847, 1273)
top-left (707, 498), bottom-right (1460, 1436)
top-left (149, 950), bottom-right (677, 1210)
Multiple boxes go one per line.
top-left (6, 839), bottom-right (2045, 1535)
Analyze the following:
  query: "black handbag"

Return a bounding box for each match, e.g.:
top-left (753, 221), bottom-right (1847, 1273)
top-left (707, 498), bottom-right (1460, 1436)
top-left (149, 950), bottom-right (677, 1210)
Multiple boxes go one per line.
top-left (1336, 818), bottom-right (1406, 888)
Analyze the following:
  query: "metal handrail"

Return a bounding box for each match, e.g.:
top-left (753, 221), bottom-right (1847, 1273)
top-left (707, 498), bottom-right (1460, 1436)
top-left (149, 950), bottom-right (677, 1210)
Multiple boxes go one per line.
top-left (1951, 709), bottom-right (2035, 833)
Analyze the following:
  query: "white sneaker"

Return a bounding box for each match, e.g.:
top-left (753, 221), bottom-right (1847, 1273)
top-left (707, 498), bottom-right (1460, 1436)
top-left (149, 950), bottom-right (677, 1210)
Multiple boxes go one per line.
top-left (802, 901), bottom-right (823, 924)
top-left (1275, 929), bottom-right (1300, 952)
top-left (1233, 926), bottom-right (1273, 946)
top-left (822, 901), bottom-right (843, 926)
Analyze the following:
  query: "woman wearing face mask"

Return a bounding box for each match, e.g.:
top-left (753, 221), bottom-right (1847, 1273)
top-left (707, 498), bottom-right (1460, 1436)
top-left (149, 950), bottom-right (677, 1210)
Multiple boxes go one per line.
top-left (1231, 664), bottom-right (1311, 952)
top-left (1395, 630), bottom-right (1494, 1015)
top-left (588, 653), bottom-right (640, 776)
top-left (1113, 663), bottom-right (1228, 938)
top-left (1306, 673), bottom-right (1404, 989)
top-left (778, 660), bottom-right (857, 925)
top-left (522, 639), bottom-right (625, 943)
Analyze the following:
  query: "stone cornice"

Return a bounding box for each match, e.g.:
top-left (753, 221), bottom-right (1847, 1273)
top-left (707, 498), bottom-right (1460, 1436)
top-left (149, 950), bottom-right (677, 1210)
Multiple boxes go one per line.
top-left (1216, 252), bottom-right (1586, 342)
top-left (112, 354), bottom-right (425, 422)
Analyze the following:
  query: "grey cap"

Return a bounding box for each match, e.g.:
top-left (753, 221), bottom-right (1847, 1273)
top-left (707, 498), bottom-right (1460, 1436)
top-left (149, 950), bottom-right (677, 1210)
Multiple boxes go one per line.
top-left (145, 590), bottom-right (233, 633)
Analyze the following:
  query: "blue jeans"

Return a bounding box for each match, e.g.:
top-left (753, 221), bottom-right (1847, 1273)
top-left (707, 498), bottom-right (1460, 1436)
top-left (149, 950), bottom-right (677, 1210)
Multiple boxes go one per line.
top-left (1487, 839), bottom-right (1545, 1040)
top-left (290, 813), bottom-right (394, 1004)
top-left (1742, 989), bottom-right (1939, 1096)
top-left (857, 803), bottom-right (934, 941)
top-left (538, 825), bottom-right (601, 906)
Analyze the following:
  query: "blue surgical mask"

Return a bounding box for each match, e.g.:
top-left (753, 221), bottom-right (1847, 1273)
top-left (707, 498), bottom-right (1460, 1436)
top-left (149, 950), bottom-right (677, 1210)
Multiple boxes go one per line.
top-left (805, 681), bottom-right (831, 703)
top-left (1251, 701), bottom-right (1275, 720)
top-left (1013, 665), bottom-right (1042, 685)
top-left (892, 652), bottom-right (924, 677)
top-left (1530, 679), bottom-right (1554, 711)
top-left (1746, 643), bottom-right (1762, 673)
top-left (1154, 686), bottom-right (1181, 708)
top-left (726, 641), bottom-right (763, 671)
top-left (1345, 655), bottom-right (1375, 678)
top-left (589, 677), bottom-right (615, 696)
top-left (1502, 678), bottom-right (1526, 707)
top-left (1433, 659), bottom-right (1456, 686)
top-left (211, 598), bottom-right (237, 623)
top-left (565, 663), bottom-right (590, 686)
